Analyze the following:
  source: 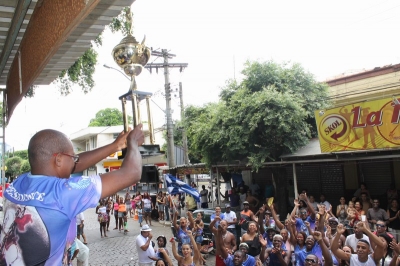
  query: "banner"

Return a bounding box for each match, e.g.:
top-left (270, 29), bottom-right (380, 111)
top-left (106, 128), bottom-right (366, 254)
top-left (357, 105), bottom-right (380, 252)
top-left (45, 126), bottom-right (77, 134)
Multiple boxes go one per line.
top-left (315, 97), bottom-right (400, 152)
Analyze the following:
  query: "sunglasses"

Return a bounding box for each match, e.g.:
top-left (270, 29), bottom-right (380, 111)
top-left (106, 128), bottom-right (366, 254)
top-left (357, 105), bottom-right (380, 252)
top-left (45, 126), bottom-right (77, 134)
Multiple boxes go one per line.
top-left (305, 259), bottom-right (317, 263)
top-left (376, 224), bottom-right (385, 228)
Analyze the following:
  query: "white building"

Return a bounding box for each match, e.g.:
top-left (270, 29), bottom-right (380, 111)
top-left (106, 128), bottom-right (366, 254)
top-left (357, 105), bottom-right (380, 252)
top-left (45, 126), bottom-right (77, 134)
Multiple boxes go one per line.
top-left (69, 125), bottom-right (167, 177)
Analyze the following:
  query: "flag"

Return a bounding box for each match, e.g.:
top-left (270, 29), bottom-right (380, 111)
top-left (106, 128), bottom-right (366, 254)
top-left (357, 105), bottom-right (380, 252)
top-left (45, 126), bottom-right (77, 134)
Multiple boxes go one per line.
top-left (164, 174), bottom-right (200, 202)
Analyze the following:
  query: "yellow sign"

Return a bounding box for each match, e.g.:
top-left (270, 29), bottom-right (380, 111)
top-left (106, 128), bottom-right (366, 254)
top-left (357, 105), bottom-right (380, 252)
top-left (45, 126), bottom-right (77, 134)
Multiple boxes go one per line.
top-left (315, 97), bottom-right (400, 152)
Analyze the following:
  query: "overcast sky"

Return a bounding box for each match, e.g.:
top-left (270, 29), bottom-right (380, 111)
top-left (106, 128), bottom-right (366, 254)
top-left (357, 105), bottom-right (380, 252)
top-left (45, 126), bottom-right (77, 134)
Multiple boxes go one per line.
top-left (6, 0), bottom-right (400, 150)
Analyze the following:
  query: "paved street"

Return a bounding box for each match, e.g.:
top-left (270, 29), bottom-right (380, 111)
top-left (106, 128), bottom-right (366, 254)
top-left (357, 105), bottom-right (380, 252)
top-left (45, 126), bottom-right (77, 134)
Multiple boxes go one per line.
top-left (74, 192), bottom-right (216, 266)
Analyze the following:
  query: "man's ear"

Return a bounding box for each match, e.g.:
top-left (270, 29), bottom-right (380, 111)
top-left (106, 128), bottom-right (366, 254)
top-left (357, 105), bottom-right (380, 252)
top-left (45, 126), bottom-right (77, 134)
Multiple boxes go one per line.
top-left (54, 154), bottom-right (62, 167)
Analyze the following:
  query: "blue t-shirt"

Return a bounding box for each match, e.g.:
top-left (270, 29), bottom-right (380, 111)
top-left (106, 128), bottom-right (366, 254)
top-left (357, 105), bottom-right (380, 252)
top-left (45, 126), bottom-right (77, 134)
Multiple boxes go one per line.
top-left (1, 173), bottom-right (101, 266)
top-left (295, 243), bottom-right (322, 266)
top-left (224, 254), bottom-right (256, 266)
top-left (295, 217), bottom-right (315, 236)
top-left (210, 213), bottom-right (225, 228)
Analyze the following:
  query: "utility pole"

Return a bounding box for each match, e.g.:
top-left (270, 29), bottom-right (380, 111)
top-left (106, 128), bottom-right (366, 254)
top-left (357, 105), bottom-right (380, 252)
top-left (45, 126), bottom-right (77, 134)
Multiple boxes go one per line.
top-left (179, 82), bottom-right (189, 165)
top-left (145, 50), bottom-right (188, 168)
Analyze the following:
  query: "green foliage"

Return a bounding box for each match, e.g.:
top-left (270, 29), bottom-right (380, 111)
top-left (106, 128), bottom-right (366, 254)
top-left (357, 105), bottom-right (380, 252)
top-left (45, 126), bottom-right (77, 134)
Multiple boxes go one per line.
top-left (109, 7), bottom-right (132, 36)
top-left (56, 48), bottom-right (98, 96)
top-left (13, 150), bottom-right (28, 160)
top-left (20, 160), bottom-right (30, 173)
top-left (186, 60), bottom-right (331, 171)
top-left (88, 108), bottom-right (132, 127)
top-left (5, 156), bottom-right (22, 177)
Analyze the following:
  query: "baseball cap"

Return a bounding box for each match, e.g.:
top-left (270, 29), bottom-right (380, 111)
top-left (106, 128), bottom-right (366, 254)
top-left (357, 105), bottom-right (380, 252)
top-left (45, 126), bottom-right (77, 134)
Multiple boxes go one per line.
top-left (328, 217), bottom-right (339, 223)
top-left (243, 201), bottom-right (249, 205)
top-left (226, 204), bottom-right (231, 208)
top-left (141, 224), bottom-right (152, 231)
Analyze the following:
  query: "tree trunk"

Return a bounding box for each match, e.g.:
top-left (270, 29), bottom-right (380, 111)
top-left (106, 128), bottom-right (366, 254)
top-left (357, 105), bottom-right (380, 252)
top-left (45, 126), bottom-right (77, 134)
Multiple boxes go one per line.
top-left (271, 167), bottom-right (288, 219)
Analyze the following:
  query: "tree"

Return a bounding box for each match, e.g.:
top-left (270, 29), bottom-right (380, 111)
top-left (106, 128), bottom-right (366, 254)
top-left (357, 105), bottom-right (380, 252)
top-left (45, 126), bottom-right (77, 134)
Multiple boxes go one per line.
top-left (20, 160), bottom-right (31, 174)
top-left (184, 60), bottom-right (331, 216)
top-left (5, 157), bottom-right (23, 178)
top-left (88, 108), bottom-right (132, 127)
top-left (13, 150), bottom-right (28, 160)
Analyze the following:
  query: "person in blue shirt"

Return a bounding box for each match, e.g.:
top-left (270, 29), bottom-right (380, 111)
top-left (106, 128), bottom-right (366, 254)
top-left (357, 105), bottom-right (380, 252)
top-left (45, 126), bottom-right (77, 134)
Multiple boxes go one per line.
top-left (0, 126), bottom-right (144, 266)
top-left (216, 224), bottom-right (252, 266)
top-left (260, 234), bottom-right (291, 266)
top-left (291, 194), bottom-right (317, 236)
top-left (210, 206), bottom-right (225, 228)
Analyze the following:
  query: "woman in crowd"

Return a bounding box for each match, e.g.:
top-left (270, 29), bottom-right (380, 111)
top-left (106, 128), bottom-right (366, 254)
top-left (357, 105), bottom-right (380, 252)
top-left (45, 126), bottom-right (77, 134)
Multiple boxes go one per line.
top-left (142, 192), bottom-right (153, 226)
top-left (387, 199), bottom-right (400, 242)
top-left (193, 212), bottom-right (204, 251)
top-left (336, 197), bottom-right (348, 225)
top-left (241, 221), bottom-right (261, 258)
top-left (378, 233), bottom-right (395, 266)
top-left (96, 200), bottom-right (109, 238)
top-left (106, 197), bottom-right (113, 231)
top-left (172, 210), bottom-right (195, 256)
top-left (112, 195), bottom-right (119, 229)
top-left (171, 229), bottom-right (202, 266)
top-left (117, 197), bottom-right (126, 231)
top-left (156, 191), bottom-right (165, 221)
top-left (132, 191), bottom-right (142, 218)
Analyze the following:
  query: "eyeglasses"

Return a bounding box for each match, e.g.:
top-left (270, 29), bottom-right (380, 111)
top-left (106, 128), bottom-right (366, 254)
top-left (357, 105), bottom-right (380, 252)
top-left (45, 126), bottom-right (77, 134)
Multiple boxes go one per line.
top-left (305, 259), bottom-right (317, 263)
top-left (329, 222), bottom-right (338, 225)
top-left (376, 224), bottom-right (385, 228)
top-left (53, 153), bottom-right (79, 163)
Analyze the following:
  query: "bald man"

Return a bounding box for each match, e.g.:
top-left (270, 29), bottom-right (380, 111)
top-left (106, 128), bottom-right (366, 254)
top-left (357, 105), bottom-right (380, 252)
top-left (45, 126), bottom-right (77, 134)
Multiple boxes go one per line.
top-left (0, 125), bottom-right (144, 265)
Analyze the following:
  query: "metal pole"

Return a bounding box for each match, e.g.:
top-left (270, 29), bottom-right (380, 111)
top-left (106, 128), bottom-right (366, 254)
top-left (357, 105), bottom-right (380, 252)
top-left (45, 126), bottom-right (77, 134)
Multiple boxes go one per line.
top-left (2, 90), bottom-right (5, 201)
top-left (293, 163), bottom-right (298, 199)
top-left (121, 97), bottom-right (129, 133)
top-left (179, 82), bottom-right (189, 165)
top-left (145, 96), bottom-right (155, 144)
top-left (130, 77), bottom-right (139, 127)
top-left (163, 49), bottom-right (175, 167)
top-left (216, 166), bottom-right (220, 206)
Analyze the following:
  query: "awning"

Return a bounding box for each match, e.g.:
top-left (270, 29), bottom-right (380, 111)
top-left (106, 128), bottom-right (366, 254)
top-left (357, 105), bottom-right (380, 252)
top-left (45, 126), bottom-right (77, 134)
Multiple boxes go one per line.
top-left (103, 161), bottom-right (122, 167)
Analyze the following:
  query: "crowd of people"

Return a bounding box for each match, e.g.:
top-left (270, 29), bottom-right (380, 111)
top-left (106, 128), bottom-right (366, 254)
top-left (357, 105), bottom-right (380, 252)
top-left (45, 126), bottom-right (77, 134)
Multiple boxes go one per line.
top-left (130, 180), bottom-right (400, 266)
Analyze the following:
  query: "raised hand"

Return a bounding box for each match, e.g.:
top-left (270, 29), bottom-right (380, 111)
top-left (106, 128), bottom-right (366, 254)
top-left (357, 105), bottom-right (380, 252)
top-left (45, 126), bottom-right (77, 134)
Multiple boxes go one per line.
top-left (389, 239), bottom-right (400, 254)
top-left (326, 225), bottom-right (332, 238)
top-left (336, 224), bottom-right (346, 235)
top-left (294, 199), bottom-right (300, 207)
top-left (259, 234), bottom-right (267, 247)
top-left (357, 221), bottom-right (368, 232)
top-left (304, 221), bottom-right (310, 228)
top-left (313, 231), bottom-right (323, 242)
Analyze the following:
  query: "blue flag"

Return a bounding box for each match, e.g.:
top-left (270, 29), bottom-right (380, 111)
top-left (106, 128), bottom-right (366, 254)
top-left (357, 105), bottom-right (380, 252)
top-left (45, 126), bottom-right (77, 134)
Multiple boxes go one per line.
top-left (164, 174), bottom-right (200, 202)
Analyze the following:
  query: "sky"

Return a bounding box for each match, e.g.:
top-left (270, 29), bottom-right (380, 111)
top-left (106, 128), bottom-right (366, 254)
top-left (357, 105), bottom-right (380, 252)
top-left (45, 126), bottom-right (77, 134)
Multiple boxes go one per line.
top-left (5, 0), bottom-right (400, 150)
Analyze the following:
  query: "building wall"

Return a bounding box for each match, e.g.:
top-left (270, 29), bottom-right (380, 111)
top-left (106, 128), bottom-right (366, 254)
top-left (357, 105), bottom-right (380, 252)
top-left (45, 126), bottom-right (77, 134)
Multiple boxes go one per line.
top-left (328, 68), bottom-right (400, 107)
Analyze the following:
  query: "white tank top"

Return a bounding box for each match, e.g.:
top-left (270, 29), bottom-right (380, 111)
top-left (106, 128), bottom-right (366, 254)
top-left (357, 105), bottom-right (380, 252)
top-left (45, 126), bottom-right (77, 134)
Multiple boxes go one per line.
top-left (350, 254), bottom-right (376, 266)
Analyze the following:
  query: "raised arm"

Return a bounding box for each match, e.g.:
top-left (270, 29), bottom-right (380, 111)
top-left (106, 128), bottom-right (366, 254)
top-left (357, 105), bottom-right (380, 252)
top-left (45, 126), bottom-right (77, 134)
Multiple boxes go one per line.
top-left (187, 211), bottom-right (195, 230)
top-left (187, 230), bottom-right (201, 263)
top-left (287, 220), bottom-right (297, 246)
top-left (158, 248), bottom-right (173, 266)
top-left (173, 210), bottom-right (179, 231)
top-left (209, 216), bottom-right (219, 234)
top-left (357, 222), bottom-right (385, 263)
top-left (270, 204), bottom-right (285, 230)
top-left (290, 199), bottom-right (300, 220)
top-left (314, 231), bottom-right (333, 266)
top-left (99, 126), bottom-right (144, 198)
top-left (171, 239), bottom-right (183, 263)
top-left (331, 224), bottom-right (350, 261)
top-left (259, 234), bottom-right (268, 263)
top-left (258, 206), bottom-right (266, 235)
top-left (302, 194), bottom-right (316, 219)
